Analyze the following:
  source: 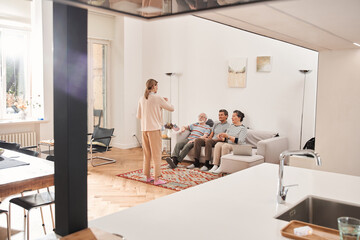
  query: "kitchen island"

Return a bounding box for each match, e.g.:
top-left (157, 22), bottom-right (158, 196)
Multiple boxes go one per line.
top-left (90, 163), bottom-right (360, 239)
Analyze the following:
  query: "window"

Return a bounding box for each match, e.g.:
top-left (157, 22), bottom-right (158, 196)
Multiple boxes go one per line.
top-left (88, 39), bottom-right (110, 130)
top-left (0, 29), bottom-right (30, 120)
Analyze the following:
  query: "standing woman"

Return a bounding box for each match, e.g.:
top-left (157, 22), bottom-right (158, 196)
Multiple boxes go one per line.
top-left (137, 79), bottom-right (174, 185)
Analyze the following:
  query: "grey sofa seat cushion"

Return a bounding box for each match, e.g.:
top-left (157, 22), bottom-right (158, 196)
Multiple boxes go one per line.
top-left (246, 129), bottom-right (278, 148)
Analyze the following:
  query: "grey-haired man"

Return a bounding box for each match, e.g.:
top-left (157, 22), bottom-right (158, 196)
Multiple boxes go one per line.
top-left (166, 113), bottom-right (211, 169)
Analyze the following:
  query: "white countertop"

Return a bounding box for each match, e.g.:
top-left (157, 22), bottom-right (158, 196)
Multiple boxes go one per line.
top-left (90, 163), bottom-right (360, 240)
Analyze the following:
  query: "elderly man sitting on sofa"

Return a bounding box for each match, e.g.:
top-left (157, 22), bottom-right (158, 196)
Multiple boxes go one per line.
top-left (166, 113), bottom-right (211, 169)
top-left (190, 109), bottom-right (230, 171)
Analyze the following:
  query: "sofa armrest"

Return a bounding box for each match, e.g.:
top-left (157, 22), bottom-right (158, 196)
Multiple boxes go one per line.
top-left (257, 136), bottom-right (288, 164)
top-left (171, 130), bottom-right (190, 152)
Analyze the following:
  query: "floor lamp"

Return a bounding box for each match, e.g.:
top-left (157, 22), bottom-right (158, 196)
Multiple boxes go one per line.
top-left (164, 73), bottom-right (177, 128)
top-left (299, 70), bottom-right (311, 149)
top-left (165, 72), bottom-right (175, 102)
top-left (165, 72), bottom-right (180, 127)
top-left (162, 73), bottom-right (175, 156)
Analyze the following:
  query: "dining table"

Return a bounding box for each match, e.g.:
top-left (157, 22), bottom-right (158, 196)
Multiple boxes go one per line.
top-left (0, 149), bottom-right (54, 201)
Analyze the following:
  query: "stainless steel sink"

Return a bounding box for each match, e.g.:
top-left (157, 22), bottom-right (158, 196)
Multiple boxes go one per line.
top-left (276, 195), bottom-right (360, 229)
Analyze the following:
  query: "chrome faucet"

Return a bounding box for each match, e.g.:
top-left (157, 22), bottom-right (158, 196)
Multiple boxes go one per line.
top-left (277, 150), bottom-right (321, 204)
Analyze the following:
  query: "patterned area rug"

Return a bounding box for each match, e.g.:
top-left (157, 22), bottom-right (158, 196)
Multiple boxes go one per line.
top-left (117, 164), bottom-right (219, 191)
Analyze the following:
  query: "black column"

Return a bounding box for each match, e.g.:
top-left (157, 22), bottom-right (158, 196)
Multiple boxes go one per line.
top-left (53, 3), bottom-right (88, 236)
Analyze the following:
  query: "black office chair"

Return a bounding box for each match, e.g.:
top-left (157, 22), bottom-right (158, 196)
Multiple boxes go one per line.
top-left (0, 209), bottom-right (10, 240)
top-left (88, 126), bottom-right (116, 167)
top-left (0, 141), bottom-right (20, 151)
top-left (16, 148), bottom-right (40, 157)
top-left (93, 109), bottom-right (103, 128)
top-left (9, 190), bottom-right (55, 240)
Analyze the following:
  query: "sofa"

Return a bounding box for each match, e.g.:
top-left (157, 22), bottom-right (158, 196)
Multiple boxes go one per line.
top-left (171, 129), bottom-right (289, 174)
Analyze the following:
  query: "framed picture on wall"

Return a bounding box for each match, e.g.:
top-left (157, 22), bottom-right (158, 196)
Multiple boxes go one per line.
top-left (228, 57), bottom-right (247, 88)
top-left (256, 56), bottom-right (272, 72)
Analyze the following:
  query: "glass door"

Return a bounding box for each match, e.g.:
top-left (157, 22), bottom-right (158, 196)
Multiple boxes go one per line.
top-left (88, 39), bottom-right (110, 132)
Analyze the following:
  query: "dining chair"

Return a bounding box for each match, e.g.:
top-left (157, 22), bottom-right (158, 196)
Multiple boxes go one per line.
top-left (88, 126), bottom-right (116, 167)
top-left (9, 189), bottom-right (55, 240)
top-left (16, 148), bottom-right (40, 157)
top-left (93, 109), bottom-right (103, 128)
top-left (45, 155), bottom-right (55, 162)
top-left (8, 155), bottom-right (54, 240)
top-left (0, 141), bottom-right (20, 151)
top-left (0, 209), bottom-right (10, 240)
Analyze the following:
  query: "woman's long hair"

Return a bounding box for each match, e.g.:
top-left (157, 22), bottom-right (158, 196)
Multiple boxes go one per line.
top-left (144, 79), bottom-right (158, 99)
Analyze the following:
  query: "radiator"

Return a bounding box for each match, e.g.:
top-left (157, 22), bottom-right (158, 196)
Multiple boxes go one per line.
top-left (0, 131), bottom-right (37, 147)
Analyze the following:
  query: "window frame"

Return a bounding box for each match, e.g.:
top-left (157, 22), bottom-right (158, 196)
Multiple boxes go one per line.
top-left (87, 38), bottom-right (111, 130)
top-left (0, 27), bottom-right (31, 120)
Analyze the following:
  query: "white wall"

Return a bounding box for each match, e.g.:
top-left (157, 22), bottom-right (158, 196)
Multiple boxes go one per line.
top-left (104, 16), bottom-right (144, 149)
top-left (142, 16), bottom-right (318, 150)
top-left (88, 12), bottom-right (115, 40)
top-left (39, 0), bottom-right (53, 141)
top-left (315, 49), bottom-right (360, 176)
top-left (109, 16), bottom-right (125, 148)
top-left (0, 0), bottom-right (31, 28)
top-left (31, 0), bottom-right (45, 121)
top-left (121, 17), bottom-right (144, 148)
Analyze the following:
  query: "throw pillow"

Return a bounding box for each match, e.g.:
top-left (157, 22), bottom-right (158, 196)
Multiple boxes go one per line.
top-left (232, 144), bottom-right (253, 156)
top-left (246, 129), bottom-right (278, 148)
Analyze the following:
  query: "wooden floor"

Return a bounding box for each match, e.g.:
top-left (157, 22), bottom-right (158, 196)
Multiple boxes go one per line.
top-left (87, 147), bottom-right (176, 220)
top-left (0, 147), bottom-right (178, 239)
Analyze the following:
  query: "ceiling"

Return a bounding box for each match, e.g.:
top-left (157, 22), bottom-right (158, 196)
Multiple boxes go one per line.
top-left (194, 0), bottom-right (360, 51)
top-left (58, 0), bottom-right (266, 18)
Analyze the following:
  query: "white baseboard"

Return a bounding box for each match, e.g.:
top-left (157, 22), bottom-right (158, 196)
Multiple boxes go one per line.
top-left (112, 142), bottom-right (141, 149)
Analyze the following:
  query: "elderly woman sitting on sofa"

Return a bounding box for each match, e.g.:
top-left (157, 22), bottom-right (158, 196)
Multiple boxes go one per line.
top-left (209, 110), bottom-right (247, 174)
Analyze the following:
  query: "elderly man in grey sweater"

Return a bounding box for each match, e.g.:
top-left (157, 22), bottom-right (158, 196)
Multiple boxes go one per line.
top-left (209, 110), bottom-right (247, 174)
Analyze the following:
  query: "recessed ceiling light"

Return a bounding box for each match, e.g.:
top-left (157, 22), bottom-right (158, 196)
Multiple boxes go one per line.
top-left (353, 43), bottom-right (360, 47)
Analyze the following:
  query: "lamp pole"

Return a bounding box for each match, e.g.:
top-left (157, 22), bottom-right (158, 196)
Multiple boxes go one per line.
top-left (165, 73), bottom-right (174, 124)
top-left (165, 73), bottom-right (174, 102)
top-left (299, 70), bottom-right (311, 149)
